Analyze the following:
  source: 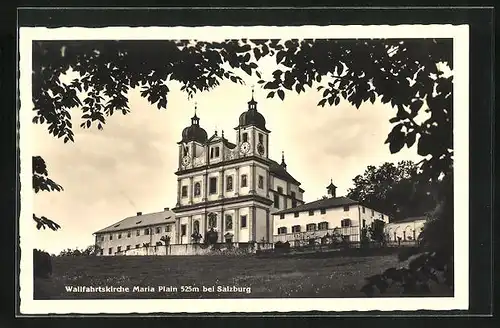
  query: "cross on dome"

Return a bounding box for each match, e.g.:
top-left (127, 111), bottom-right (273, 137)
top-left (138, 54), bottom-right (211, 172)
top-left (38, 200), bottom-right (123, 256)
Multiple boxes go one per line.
top-left (191, 101), bottom-right (200, 125)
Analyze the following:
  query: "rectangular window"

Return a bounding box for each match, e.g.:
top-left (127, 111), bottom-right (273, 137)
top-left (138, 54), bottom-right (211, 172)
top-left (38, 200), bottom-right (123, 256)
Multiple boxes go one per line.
top-left (362, 206), bottom-right (366, 213)
top-left (343, 205), bottom-right (350, 212)
top-left (306, 223), bottom-right (316, 231)
top-left (277, 186), bottom-right (283, 194)
top-left (117, 246), bottom-right (122, 252)
top-left (127, 231), bottom-right (131, 238)
top-left (118, 233), bottom-right (122, 239)
top-left (165, 225), bottom-right (171, 232)
top-left (155, 227), bottom-right (161, 234)
top-left (108, 248), bottom-right (112, 255)
top-left (292, 225), bottom-right (301, 233)
top-left (241, 215), bottom-right (247, 228)
top-left (294, 212), bottom-right (300, 218)
top-left (309, 210), bottom-right (314, 216)
top-left (181, 186), bottom-right (188, 197)
top-left (126, 245), bottom-right (131, 251)
top-left (242, 133), bottom-right (248, 142)
top-left (100, 236), bottom-right (104, 242)
top-left (241, 175), bottom-right (247, 187)
top-left (225, 215), bottom-right (233, 230)
top-left (258, 133), bottom-right (263, 144)
top-left (226, 176), bottom-right (233, 191)
top-left (318, 222), bottom-right (329, 230)
top-left (274, 194), bottom-right (280, 208)
top-left (210, 147), bottom-right (214, 159)
top-left (144, 228), bottom-right (150, 235)
top-left (181, 224), bottom-right (187, 236)
top-left (109, 234), bottom-right (113, 240)
top-left (280, 214), bottom-right (285, 220)
top-left (291, 191), bottom-right (296, 198)
top-left (215, 147), bottom-right (220, 157)
top-left (362, 219), bottom-right (366, 228)
top-left (209, 177), bottom-right (217, 194)
top-left (341, 219), bottom-right (352, 228)
top-left (320, 208), bottom-right (326, 214)
top-left (372, 209), bottom-right (375, 216)
top-left (292, 200), bottom-right (297, 208)
top-left (136, 230), bottom-right (140, 236)
top-left (258, 175), bottom-right (264, 189)
top-left (278, 227), bottom-right (287, 234)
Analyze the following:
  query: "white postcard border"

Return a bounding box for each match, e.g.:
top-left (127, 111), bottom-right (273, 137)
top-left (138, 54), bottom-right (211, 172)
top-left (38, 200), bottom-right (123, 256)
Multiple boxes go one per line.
top-left (18, 24), bottom-right (469, 314)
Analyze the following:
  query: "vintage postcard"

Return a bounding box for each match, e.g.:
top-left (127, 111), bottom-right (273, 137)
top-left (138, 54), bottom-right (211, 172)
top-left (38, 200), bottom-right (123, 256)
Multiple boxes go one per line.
top-left (18, 22), bottom-right (469, 314)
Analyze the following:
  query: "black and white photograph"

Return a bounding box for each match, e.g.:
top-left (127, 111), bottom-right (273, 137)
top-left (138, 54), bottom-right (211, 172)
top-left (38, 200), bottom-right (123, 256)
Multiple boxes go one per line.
top-left (18, 20), bottom-right (470, 314)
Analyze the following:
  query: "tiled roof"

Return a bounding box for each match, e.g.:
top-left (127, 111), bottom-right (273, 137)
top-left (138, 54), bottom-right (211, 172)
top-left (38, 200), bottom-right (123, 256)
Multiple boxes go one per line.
top-left (268, 159), bottom-right (301, 185)
top-left (272, 196), bottom-right (359, 215)
top-left (94, 209), bottom-right (176, 234)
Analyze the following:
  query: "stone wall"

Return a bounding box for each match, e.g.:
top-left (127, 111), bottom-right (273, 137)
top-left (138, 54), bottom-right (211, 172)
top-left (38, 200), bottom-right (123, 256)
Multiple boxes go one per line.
top-left (118, 242), bottom-right (274, 256)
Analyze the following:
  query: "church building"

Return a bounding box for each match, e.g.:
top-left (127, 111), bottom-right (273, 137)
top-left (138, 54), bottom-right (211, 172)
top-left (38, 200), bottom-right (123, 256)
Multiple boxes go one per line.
top-left (172, 92), bottom-right (305, 245)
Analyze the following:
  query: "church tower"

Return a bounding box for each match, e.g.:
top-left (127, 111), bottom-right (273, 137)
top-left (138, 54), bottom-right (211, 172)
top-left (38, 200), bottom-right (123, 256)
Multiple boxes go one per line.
top-left (234, 89), bottom-right (270, 159)
top-left (326, 179), bottom-right (337, 198)
top-left (177, 104), bottom-right (208, 171)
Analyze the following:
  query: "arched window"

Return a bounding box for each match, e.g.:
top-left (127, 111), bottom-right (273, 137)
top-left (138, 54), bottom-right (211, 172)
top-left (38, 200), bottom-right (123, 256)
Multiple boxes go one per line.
top-left (193, 220), bottom-right (200, 233)
top-left (194, 182), bottom-right (201, 196)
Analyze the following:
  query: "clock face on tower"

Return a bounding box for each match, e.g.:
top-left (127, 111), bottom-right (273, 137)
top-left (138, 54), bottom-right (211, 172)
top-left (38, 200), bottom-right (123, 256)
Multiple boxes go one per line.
top-left (240, 141), bottom-right (251, 154)
top-left (182, 155), bottom-right (191, 167)
top-left (257, 143), bottom-right (265, 155)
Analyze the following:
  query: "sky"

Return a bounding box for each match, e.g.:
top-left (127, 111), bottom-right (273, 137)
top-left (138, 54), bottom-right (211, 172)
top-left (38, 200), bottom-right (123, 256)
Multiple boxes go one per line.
top-left (30, 51), bottom-right (425, 255)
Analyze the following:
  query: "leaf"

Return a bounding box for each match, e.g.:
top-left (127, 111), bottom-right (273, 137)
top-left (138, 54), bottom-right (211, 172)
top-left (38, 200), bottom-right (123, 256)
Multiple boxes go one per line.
top-left (406, 130), bottom-right (417, 148)
top-left (410, 99), bottom-right (424, 113)
top-left (334, 97), bottom-right (340, 106)
top-left (386, 124), bottom-right (406, 154)
top-left (389, 117), bottom-right (400, 123)
top-left (253, 48), bottom-right (261, 60)
top-left (264, 81), bottom-right (279, 90)
top-left (318, 99), bottom-right (327, 107)
top-left (277, 89), bottom-right (285, 100)
top-left (241, 65), bottom-right (252, 76)
top-left (276, 51), bottom-right (286, 64)
top-left (267, 91), bottom-right (275, 99)
top-left (417, 134), bottom-right (433, 156)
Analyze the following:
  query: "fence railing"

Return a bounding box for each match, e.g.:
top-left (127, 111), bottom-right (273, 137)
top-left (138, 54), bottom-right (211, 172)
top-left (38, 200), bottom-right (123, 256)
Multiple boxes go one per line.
top-left (273, 226), bottom-right (360, 244)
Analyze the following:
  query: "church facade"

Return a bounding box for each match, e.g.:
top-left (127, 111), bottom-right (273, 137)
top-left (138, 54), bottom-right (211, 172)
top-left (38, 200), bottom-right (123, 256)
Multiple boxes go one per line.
top-left (172, 94), bottom-right (305, 245)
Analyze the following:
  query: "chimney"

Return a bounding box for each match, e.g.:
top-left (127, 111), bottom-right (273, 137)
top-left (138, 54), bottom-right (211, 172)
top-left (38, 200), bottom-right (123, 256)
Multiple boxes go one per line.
top-left (164, 207), bottom-right (170, 211)
top-left (137, 211), bottom-right (142, 216)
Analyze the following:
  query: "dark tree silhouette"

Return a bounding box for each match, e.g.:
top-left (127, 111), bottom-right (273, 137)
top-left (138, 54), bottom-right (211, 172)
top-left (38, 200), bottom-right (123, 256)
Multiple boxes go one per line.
top-left (347, 161), bottom-right (438, 221)
top-left (32, 38), bottom-right (453, 295)
top-left (33, 156), bottom-right (62, 231)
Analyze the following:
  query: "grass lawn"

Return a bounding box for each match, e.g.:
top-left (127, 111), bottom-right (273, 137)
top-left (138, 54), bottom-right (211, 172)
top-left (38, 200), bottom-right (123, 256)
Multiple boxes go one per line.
top-left (34, 253), bottom-right (452, 299)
